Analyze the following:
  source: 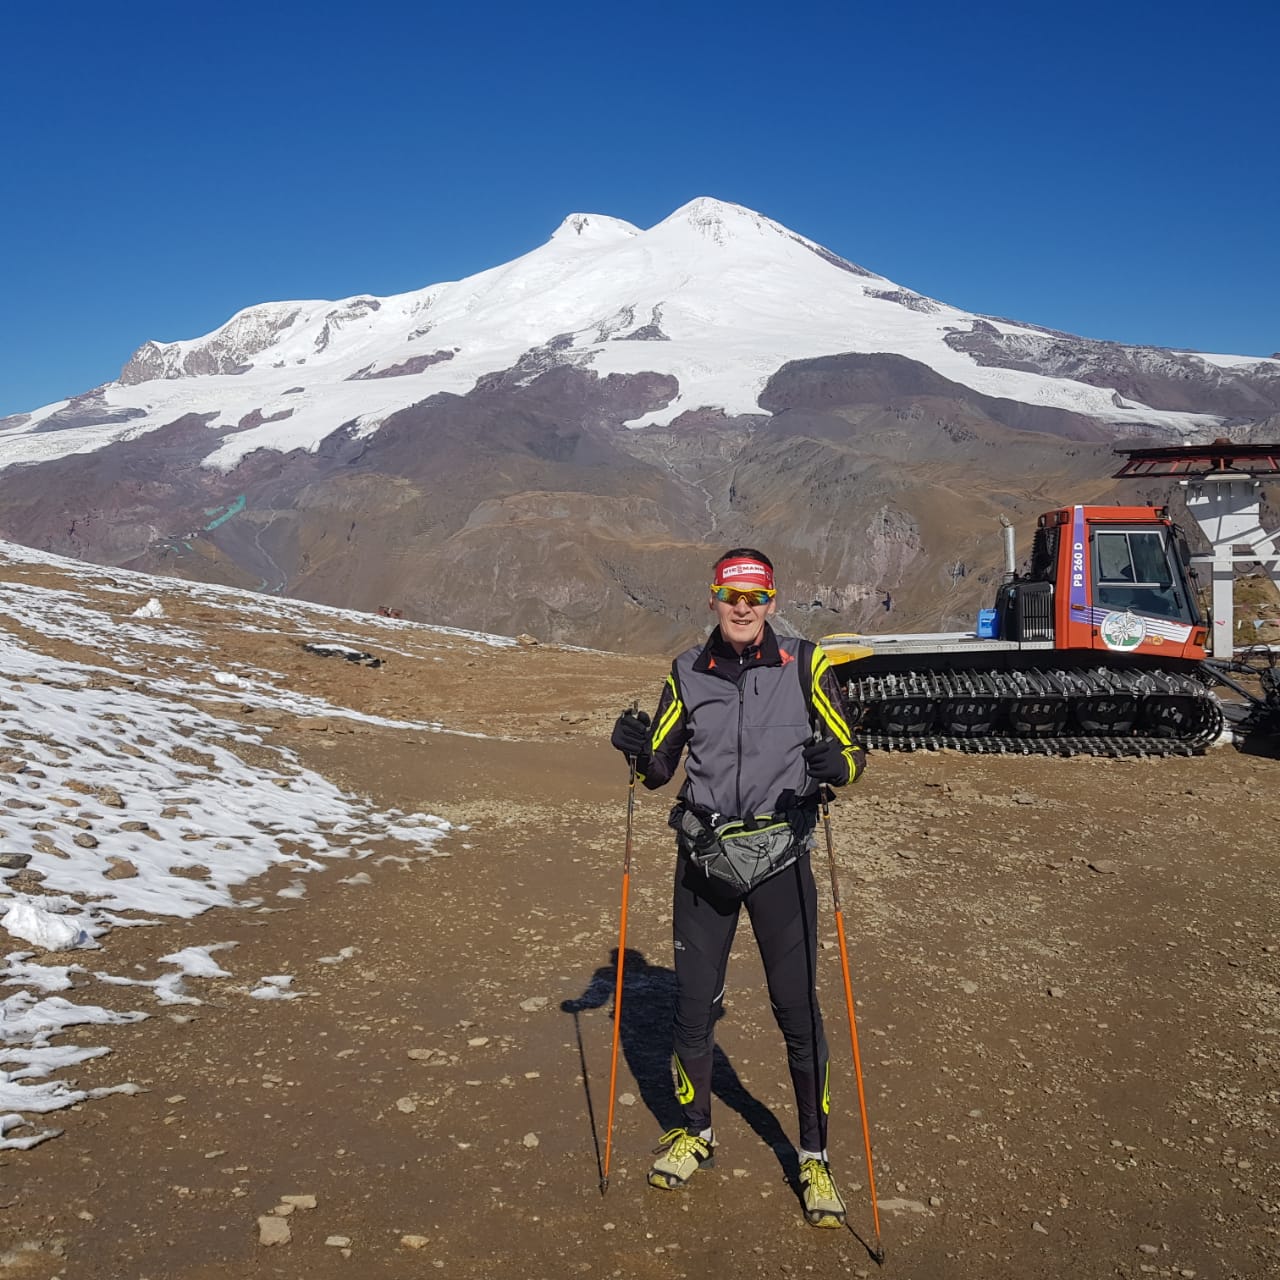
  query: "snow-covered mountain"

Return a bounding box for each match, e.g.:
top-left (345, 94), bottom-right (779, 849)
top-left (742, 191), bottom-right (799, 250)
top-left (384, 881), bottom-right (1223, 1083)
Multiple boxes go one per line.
top-left (2, 197), bottom-right (1278, 651)
top-left (5, 196), bottom-right (1277, 476)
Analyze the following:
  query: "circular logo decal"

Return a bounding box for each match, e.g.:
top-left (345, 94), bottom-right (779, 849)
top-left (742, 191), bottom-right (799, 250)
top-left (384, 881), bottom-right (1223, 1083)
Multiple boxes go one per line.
top-left (1100, 610), bottom-right (1146, 651)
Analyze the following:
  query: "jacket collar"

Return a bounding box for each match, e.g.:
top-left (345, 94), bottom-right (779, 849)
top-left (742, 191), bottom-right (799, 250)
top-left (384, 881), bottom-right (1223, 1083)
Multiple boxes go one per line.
top-left (693, 622), bottom-right (782, 675)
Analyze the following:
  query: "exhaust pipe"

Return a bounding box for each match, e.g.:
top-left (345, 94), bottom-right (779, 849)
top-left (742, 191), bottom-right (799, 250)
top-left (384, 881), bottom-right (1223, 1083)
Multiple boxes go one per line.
top-left (1000, 516), bottom-right (1016, 582)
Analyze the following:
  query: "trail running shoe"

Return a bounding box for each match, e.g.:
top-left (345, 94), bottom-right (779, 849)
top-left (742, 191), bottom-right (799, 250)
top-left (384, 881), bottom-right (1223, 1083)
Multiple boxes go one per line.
top-left (647, 1127), bottom-right (716, 1189)
top-left (799, 1157), bottom-right (846, 1228)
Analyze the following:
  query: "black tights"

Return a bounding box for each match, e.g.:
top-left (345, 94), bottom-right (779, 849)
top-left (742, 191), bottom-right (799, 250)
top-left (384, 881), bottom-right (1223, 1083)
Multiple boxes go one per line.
top-left (670, 852), bottom-right (830, 1153)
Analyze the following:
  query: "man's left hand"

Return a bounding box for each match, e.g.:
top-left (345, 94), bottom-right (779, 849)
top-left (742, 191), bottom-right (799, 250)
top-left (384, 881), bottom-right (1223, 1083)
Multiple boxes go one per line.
top-left (803, 738), bottom-right (864, 786)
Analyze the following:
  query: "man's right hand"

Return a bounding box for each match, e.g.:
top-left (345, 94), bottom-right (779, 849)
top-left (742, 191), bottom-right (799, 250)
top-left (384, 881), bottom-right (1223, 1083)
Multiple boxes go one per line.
top-left (610, 708), bottom-right (651, 761)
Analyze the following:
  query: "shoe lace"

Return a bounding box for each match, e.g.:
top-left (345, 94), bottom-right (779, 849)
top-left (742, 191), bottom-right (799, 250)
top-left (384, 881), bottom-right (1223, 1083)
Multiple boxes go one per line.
top-left (655, 1127), bottom-right (709, 1159)
top-left (801, 1158), bottom-right (836, 1201)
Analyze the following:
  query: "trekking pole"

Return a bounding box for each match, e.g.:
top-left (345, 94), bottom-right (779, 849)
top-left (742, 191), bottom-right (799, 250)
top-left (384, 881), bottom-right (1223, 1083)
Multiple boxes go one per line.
top-left (600, 704), bottom-right (640, 1196)
top-left (820, 782), bottom-right (885, 1263)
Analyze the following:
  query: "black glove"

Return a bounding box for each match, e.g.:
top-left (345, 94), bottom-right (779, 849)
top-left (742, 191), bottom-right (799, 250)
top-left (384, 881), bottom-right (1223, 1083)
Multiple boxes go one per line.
top-left (610, 709), bottom-right (651, 762)
top-left (803, 737), bottom-right (866, 786)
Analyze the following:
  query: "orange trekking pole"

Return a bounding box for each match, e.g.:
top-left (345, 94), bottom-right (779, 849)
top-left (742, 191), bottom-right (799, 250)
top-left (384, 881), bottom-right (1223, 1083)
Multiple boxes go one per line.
top-left (600, 710), bottom-right (640, 1195)
top-left (820, 784), bottom-right (885, 1263)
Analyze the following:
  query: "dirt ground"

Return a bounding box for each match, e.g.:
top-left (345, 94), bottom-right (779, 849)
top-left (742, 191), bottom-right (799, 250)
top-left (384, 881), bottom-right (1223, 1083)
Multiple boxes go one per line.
top-left (1, 566), bottom-right (1278, 1280)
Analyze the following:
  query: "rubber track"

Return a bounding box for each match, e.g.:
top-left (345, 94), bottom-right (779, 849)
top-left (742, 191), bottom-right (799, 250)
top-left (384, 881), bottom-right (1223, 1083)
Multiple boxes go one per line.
top-left (844, 665), bottom-right (1224, 757)
top-left (856, 732), bottom-right (1201, 758)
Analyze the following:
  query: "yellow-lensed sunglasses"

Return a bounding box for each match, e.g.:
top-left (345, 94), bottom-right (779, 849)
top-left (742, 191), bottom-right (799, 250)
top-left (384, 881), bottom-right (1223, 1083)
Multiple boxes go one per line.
top-left (710, 585), bottom-right (776, 606)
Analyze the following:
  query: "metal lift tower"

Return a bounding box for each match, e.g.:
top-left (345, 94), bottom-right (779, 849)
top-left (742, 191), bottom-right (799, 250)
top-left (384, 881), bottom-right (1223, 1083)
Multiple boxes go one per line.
top-left (1114, 440), bottom-right (1280, 661)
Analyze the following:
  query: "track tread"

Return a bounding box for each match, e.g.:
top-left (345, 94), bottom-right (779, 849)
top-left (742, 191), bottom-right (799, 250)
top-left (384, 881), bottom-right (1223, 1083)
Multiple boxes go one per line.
top-left (846, 665), bottom-right (1223, 757)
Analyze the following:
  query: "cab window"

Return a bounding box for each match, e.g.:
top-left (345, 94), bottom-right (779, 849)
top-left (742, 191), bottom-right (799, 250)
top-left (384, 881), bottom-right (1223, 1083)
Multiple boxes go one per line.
top-left (1092, 529), bottom-right (1193, 622)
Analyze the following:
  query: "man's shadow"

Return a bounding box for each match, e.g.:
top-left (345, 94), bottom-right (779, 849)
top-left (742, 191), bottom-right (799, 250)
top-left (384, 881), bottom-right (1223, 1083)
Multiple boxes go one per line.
top-left (562, 947), bottom-right (796, 1181)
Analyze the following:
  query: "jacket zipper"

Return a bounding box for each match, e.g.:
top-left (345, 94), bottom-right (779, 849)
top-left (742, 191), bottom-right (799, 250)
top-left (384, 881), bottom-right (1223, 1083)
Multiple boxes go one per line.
top-left (735, 681), bottom-right (745, 820)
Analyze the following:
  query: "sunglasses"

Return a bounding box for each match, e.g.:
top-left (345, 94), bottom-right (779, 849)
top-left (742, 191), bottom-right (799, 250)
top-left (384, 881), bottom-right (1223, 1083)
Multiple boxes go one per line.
top-left (711, 585), bottom-right (776, 606)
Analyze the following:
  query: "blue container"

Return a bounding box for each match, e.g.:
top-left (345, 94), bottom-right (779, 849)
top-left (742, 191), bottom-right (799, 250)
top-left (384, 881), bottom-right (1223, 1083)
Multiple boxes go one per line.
top-left (976, 608), bottom-right (999, 639)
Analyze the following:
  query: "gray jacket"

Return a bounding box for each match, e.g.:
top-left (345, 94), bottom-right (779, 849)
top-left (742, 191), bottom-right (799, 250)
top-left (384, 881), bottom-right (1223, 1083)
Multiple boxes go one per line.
top-left (640, 625), bottom-right (859, 820)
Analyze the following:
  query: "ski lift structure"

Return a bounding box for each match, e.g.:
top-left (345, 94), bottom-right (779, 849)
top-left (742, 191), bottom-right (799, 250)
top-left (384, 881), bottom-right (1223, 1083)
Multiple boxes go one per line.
top-left (1112, 440), bottom-right (1280, 661)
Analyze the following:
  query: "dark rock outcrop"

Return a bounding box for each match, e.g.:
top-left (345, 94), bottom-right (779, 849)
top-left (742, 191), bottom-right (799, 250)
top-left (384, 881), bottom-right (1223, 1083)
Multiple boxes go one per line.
top-left (347, 350), bottom-right (457, 380)
top-left (759, 351), bottom-right (1112, 441)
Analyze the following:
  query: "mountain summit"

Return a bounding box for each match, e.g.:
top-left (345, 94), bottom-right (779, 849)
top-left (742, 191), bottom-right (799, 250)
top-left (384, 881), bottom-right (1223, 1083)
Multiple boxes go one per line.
top-left (5, 197), bottom-right (1275, 477)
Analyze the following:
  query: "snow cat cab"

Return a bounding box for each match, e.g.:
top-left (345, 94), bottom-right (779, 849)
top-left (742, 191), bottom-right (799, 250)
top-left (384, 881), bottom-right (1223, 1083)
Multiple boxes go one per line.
top-left (820, 502), bottom-right (1223, 757)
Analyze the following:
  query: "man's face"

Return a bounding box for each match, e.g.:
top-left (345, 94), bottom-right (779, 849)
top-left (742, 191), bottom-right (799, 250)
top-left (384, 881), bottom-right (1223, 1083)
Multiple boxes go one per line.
top-left (710, 588), bottom-right (776, 650)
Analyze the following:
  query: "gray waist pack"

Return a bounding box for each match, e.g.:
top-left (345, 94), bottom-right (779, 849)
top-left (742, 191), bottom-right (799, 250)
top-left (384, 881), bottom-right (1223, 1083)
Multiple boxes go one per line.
top-left (671, 803), bottom-right (816, 895)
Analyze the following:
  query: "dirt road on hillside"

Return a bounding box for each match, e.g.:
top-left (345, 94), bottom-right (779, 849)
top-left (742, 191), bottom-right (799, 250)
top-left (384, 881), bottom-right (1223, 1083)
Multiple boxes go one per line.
top-left (1, 565), bottom-right (1277, 1280)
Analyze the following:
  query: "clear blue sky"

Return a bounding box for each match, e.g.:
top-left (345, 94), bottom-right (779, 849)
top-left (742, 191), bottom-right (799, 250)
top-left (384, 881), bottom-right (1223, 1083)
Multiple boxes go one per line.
top-left (2, 0), bottom-right (1276, 417)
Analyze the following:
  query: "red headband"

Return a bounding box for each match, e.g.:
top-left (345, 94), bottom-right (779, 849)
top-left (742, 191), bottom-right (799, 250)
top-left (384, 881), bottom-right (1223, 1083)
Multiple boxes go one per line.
top-left (713, 557), bottom-right (774, 591)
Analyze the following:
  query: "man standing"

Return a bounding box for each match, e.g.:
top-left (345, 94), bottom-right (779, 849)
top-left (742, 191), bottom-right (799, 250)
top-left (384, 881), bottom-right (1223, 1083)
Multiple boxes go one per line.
top-left (610, 548), bottom-right (866, 1228)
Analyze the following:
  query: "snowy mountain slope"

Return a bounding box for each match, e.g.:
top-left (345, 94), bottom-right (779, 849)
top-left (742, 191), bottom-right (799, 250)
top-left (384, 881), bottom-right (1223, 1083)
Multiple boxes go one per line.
top-left (4, 197), bottom-right (1271, 476)
top-left (0, 539), bottom-right (534, 1145)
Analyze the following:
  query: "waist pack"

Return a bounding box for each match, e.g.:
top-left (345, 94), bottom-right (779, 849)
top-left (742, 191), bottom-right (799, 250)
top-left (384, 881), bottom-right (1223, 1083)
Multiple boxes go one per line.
top-left (671, 802), bottom-right (817, 895)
